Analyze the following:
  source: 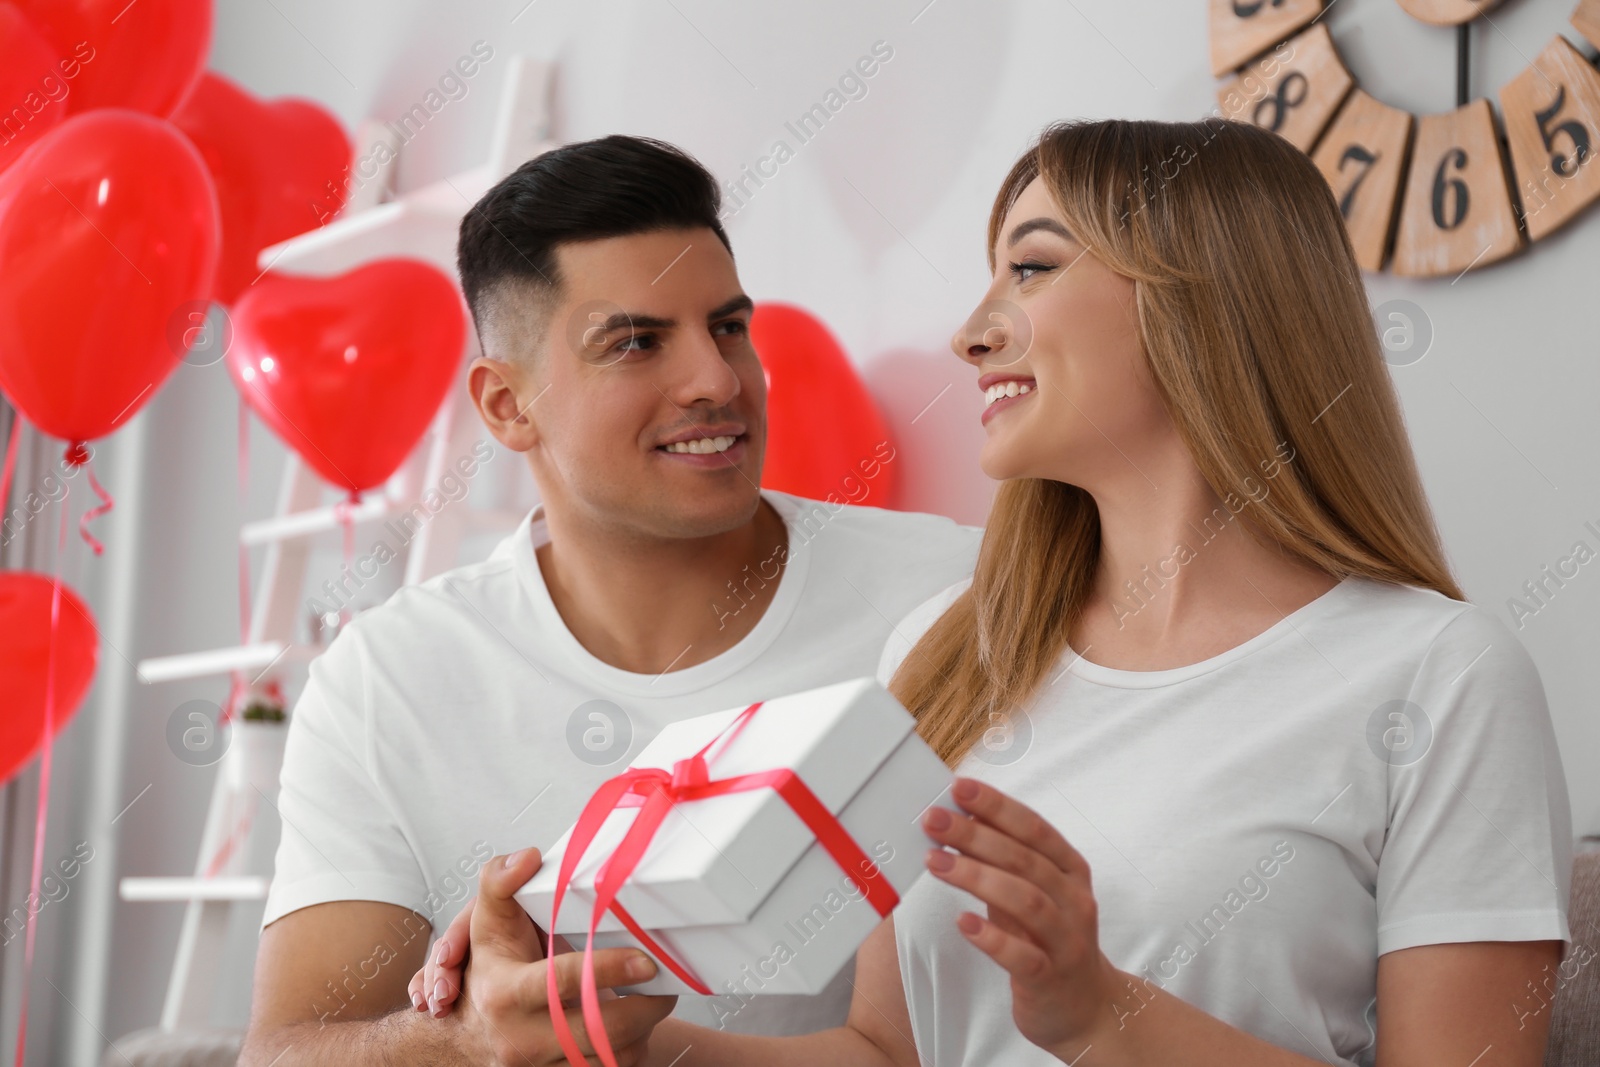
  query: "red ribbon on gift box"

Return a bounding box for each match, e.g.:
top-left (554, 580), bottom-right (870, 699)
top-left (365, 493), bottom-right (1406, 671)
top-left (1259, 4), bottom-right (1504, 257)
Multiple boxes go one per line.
top-left (547, 700), bottom-right (901, 1067)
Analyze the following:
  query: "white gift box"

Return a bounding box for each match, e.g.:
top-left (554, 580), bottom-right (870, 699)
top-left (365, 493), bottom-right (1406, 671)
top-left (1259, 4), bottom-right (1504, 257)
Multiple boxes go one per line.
top-left (517, 677), bottom-right (955, 997)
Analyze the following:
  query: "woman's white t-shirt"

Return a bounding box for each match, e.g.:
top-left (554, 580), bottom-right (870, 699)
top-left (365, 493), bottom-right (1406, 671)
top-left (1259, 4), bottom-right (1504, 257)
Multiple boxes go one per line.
top-left (876, 575), bottom-right (1572, 1067)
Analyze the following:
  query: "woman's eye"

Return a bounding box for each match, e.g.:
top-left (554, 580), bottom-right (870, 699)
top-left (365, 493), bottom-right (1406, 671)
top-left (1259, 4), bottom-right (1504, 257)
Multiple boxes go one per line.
top-left (1008, 261), bottom-right (1052, 283)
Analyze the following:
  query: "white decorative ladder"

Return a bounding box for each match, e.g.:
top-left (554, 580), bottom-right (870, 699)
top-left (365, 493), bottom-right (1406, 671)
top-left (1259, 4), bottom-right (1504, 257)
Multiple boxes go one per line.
top-left (121, 56), bottom-right (554, 1031)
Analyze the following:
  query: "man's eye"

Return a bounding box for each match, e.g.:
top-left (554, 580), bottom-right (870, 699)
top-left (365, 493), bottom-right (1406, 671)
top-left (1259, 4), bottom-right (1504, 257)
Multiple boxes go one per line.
top-left (616, 333), bottom-right (656, 354)
top-left (714, 319), bottom-right (750, 338)
top-left (1008, 261), bottom-right (1052, 282)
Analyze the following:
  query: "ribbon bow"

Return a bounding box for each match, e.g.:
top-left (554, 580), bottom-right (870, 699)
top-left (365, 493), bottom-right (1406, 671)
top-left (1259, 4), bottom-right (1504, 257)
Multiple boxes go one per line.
top-left (546, 701), bottom-right (901, 1067)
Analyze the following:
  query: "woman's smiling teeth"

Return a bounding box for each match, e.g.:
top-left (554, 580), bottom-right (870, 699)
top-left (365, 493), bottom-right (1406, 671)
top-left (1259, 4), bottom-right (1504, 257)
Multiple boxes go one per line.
top-left (663, 435), bottom-right (739, 454)
top-left (985, 380), bottom-right (1035, 406)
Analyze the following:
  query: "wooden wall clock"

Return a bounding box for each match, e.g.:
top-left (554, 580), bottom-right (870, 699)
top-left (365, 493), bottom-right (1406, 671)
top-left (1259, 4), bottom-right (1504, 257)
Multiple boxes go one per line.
top-left (1210, 0), bottom-right (1600, 276)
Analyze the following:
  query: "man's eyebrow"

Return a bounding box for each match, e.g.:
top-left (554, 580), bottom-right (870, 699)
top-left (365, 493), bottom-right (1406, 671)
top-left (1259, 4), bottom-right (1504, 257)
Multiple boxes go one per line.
top-left (707, 294), bottom-right (754, 321)
top-left (607, 311), bottom-right (671, 331)
top-left (1007, 217), bottom-right (1075, 248)
top-left (593, 295), bottom-right (754, 333)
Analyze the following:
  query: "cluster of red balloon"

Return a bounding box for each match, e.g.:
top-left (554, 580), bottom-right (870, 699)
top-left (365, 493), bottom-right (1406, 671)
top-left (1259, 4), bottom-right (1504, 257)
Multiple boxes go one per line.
top-left (0, 0), bottom-right (433, 779)
top-left (0, 5), bottom-right (218, 1053)
top-left (0, 3), bottom-right (463, 1053)
top-left (0, 0), bottom-right (222, 791)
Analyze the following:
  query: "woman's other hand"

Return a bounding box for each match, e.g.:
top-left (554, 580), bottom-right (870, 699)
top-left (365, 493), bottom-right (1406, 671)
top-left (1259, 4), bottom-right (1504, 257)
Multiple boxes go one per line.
top-left (921, 776), bottom-right (1122, 1060)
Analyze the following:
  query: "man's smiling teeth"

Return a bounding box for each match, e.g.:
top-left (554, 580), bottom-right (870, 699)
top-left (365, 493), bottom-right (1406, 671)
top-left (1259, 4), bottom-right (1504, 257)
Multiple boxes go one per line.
top-left (663, 435), bottom-right (738, 454)
top-left (985, 380), bottom-right (1034, 406)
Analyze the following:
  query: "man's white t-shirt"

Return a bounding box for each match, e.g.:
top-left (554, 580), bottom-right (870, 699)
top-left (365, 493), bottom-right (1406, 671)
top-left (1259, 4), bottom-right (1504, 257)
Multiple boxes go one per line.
top-left (262, 489), bottom-right (981, 1036)
top-left (876, 574), bottom-right (1572, 1067)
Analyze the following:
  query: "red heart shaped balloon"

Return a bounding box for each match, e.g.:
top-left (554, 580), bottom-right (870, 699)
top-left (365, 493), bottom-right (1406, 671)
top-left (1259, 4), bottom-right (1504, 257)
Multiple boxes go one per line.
top-left (227, 259), bottom-right (466, 494)
top-left (750, 303), bottom-right (900, 508)
top-left (171, 72), bottom-right (352, 304)
top-left (0, 109), bottom-right (220, 446)
top-left (0, 2), bottom-right (69, 175)
top-left (0, 572), bottom-right (98, 786)
top-left (13, 0), bottom-right (210, 117)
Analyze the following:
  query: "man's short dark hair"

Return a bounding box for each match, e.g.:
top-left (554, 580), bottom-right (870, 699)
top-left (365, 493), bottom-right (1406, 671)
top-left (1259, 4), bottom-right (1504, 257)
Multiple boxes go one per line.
top-left (456, 134), bottom-right (732, 356)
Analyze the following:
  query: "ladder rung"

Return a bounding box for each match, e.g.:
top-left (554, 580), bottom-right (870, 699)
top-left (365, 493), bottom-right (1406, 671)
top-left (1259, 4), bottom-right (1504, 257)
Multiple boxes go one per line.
top-left (137, 642), bottom-right (316, 684)
top-left (240, 495), bottom-right (398, 546)
top-left (120, 876), bottom-right (269, 902)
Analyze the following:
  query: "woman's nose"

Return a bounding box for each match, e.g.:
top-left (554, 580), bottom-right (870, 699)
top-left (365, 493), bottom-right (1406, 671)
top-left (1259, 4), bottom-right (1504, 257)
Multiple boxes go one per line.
top-left (953, 306), bottom-right (1001, 363)
top-left (953, 299), bottom-right (1027, 365)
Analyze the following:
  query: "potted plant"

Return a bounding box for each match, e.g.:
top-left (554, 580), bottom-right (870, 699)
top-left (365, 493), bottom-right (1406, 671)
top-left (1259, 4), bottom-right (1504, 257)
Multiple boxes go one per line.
top-left (228, 678), bottom-right (289, 795)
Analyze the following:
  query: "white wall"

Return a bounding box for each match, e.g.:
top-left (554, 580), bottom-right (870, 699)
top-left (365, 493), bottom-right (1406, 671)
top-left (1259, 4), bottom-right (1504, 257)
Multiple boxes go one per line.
top-left (37, 0), bottom-right (1600, 1061)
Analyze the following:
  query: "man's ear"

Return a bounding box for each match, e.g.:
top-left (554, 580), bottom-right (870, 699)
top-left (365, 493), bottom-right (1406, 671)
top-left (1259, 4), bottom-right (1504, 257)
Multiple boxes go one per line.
top-left (468, 354), bottom-right (542, 453)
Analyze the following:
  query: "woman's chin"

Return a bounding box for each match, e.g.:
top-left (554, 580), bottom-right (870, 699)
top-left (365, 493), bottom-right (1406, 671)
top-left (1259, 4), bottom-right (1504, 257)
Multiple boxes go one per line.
top-left (977, 444), bottom-right (1026, 483)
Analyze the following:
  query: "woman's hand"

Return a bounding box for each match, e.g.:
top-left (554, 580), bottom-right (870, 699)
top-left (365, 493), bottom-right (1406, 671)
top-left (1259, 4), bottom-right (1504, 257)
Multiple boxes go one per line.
top-left (409, 895), bottom-right (475, 1016)
top-left (921, 776), bottom-right (1122, 1061)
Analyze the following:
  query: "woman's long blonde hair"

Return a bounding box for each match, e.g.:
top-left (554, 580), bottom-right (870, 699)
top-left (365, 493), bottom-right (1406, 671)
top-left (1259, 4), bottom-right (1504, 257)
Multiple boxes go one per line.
top-left (892, 117), bottom-right (1465, 767)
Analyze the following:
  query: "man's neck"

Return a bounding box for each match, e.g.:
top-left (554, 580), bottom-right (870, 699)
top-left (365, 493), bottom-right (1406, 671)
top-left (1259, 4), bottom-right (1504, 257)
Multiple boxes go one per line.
top-left (533, 498), bottom-right (790, 675)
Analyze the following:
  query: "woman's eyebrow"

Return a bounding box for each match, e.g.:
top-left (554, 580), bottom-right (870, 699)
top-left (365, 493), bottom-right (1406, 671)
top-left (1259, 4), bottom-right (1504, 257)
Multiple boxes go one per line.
top-left (1007, 217), bottom-right (1075, 247)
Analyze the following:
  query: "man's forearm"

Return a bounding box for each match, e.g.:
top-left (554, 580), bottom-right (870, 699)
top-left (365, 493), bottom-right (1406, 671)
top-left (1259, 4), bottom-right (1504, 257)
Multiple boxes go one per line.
top-left (241, 1006), bottom-right (478, 1067)
top-left (643, 1018), bottom-right (893, 1067)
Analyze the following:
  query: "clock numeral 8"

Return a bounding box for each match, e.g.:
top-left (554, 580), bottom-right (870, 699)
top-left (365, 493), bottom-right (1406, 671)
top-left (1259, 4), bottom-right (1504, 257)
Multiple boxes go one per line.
top-left (1253, 71), bottom-right (1308, 134)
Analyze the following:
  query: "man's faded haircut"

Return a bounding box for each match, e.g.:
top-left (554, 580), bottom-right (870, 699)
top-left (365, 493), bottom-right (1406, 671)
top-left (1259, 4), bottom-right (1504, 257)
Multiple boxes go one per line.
top-left (456, 134), bottom-right (733, 360)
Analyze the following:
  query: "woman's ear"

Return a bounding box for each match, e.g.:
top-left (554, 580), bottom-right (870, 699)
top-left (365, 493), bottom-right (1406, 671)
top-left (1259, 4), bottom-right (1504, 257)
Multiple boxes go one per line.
top-left (468, 355), bottom-right (541, 453)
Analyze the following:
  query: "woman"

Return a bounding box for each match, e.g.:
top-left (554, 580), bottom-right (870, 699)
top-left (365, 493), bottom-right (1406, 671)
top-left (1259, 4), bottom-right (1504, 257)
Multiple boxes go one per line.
top-left (851, 114), bottom-right (1571, 1066)
top-left (418, 116), bottom-right (1573, 1066)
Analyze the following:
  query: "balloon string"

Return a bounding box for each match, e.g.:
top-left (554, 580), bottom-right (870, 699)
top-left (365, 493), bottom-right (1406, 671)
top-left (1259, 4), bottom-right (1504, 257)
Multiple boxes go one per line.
top-left (202, 792), bottom-right (258, 879)
top-left (334, 492), bottom-right (357, 626)
top-left (76, 455), bottom-right (113, 556)
top-left (0, 416), bottom-right (20, 518)
top-left (13, 478), bottom-right (70, 1067)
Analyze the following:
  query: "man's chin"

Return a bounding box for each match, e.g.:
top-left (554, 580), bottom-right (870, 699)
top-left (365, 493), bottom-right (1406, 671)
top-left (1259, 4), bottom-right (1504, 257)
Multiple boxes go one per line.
top-left (613, 480), bottom-right (766, 541)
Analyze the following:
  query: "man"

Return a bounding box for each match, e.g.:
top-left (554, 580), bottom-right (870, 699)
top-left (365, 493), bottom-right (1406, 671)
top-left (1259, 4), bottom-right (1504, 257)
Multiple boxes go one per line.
top-left (239, 134), bottom-right (980, 1065)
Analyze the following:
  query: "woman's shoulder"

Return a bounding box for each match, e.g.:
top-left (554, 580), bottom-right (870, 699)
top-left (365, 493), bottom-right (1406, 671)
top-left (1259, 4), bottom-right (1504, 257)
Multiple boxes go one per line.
top-left (875, 577), bottom-right (973, 685)
top-left (901, 576), bottom-right (974, 644)
top-left (1334, 575), bottom-right (1544, 703)
top-left (910, 575), bottom-right (973, 619)
top-left (1336, 575), bottom-right (1508, 644)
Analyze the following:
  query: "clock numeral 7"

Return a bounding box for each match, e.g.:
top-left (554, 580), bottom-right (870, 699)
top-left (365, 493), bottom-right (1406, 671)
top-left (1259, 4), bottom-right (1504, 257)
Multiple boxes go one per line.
top-left (1335, 144), bottom-right (1379, 220)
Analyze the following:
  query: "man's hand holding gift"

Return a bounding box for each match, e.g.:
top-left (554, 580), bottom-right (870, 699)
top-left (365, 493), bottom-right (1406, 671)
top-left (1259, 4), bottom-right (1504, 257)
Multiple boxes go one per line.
top-left (405, 846), bottom-right (675, 1066)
